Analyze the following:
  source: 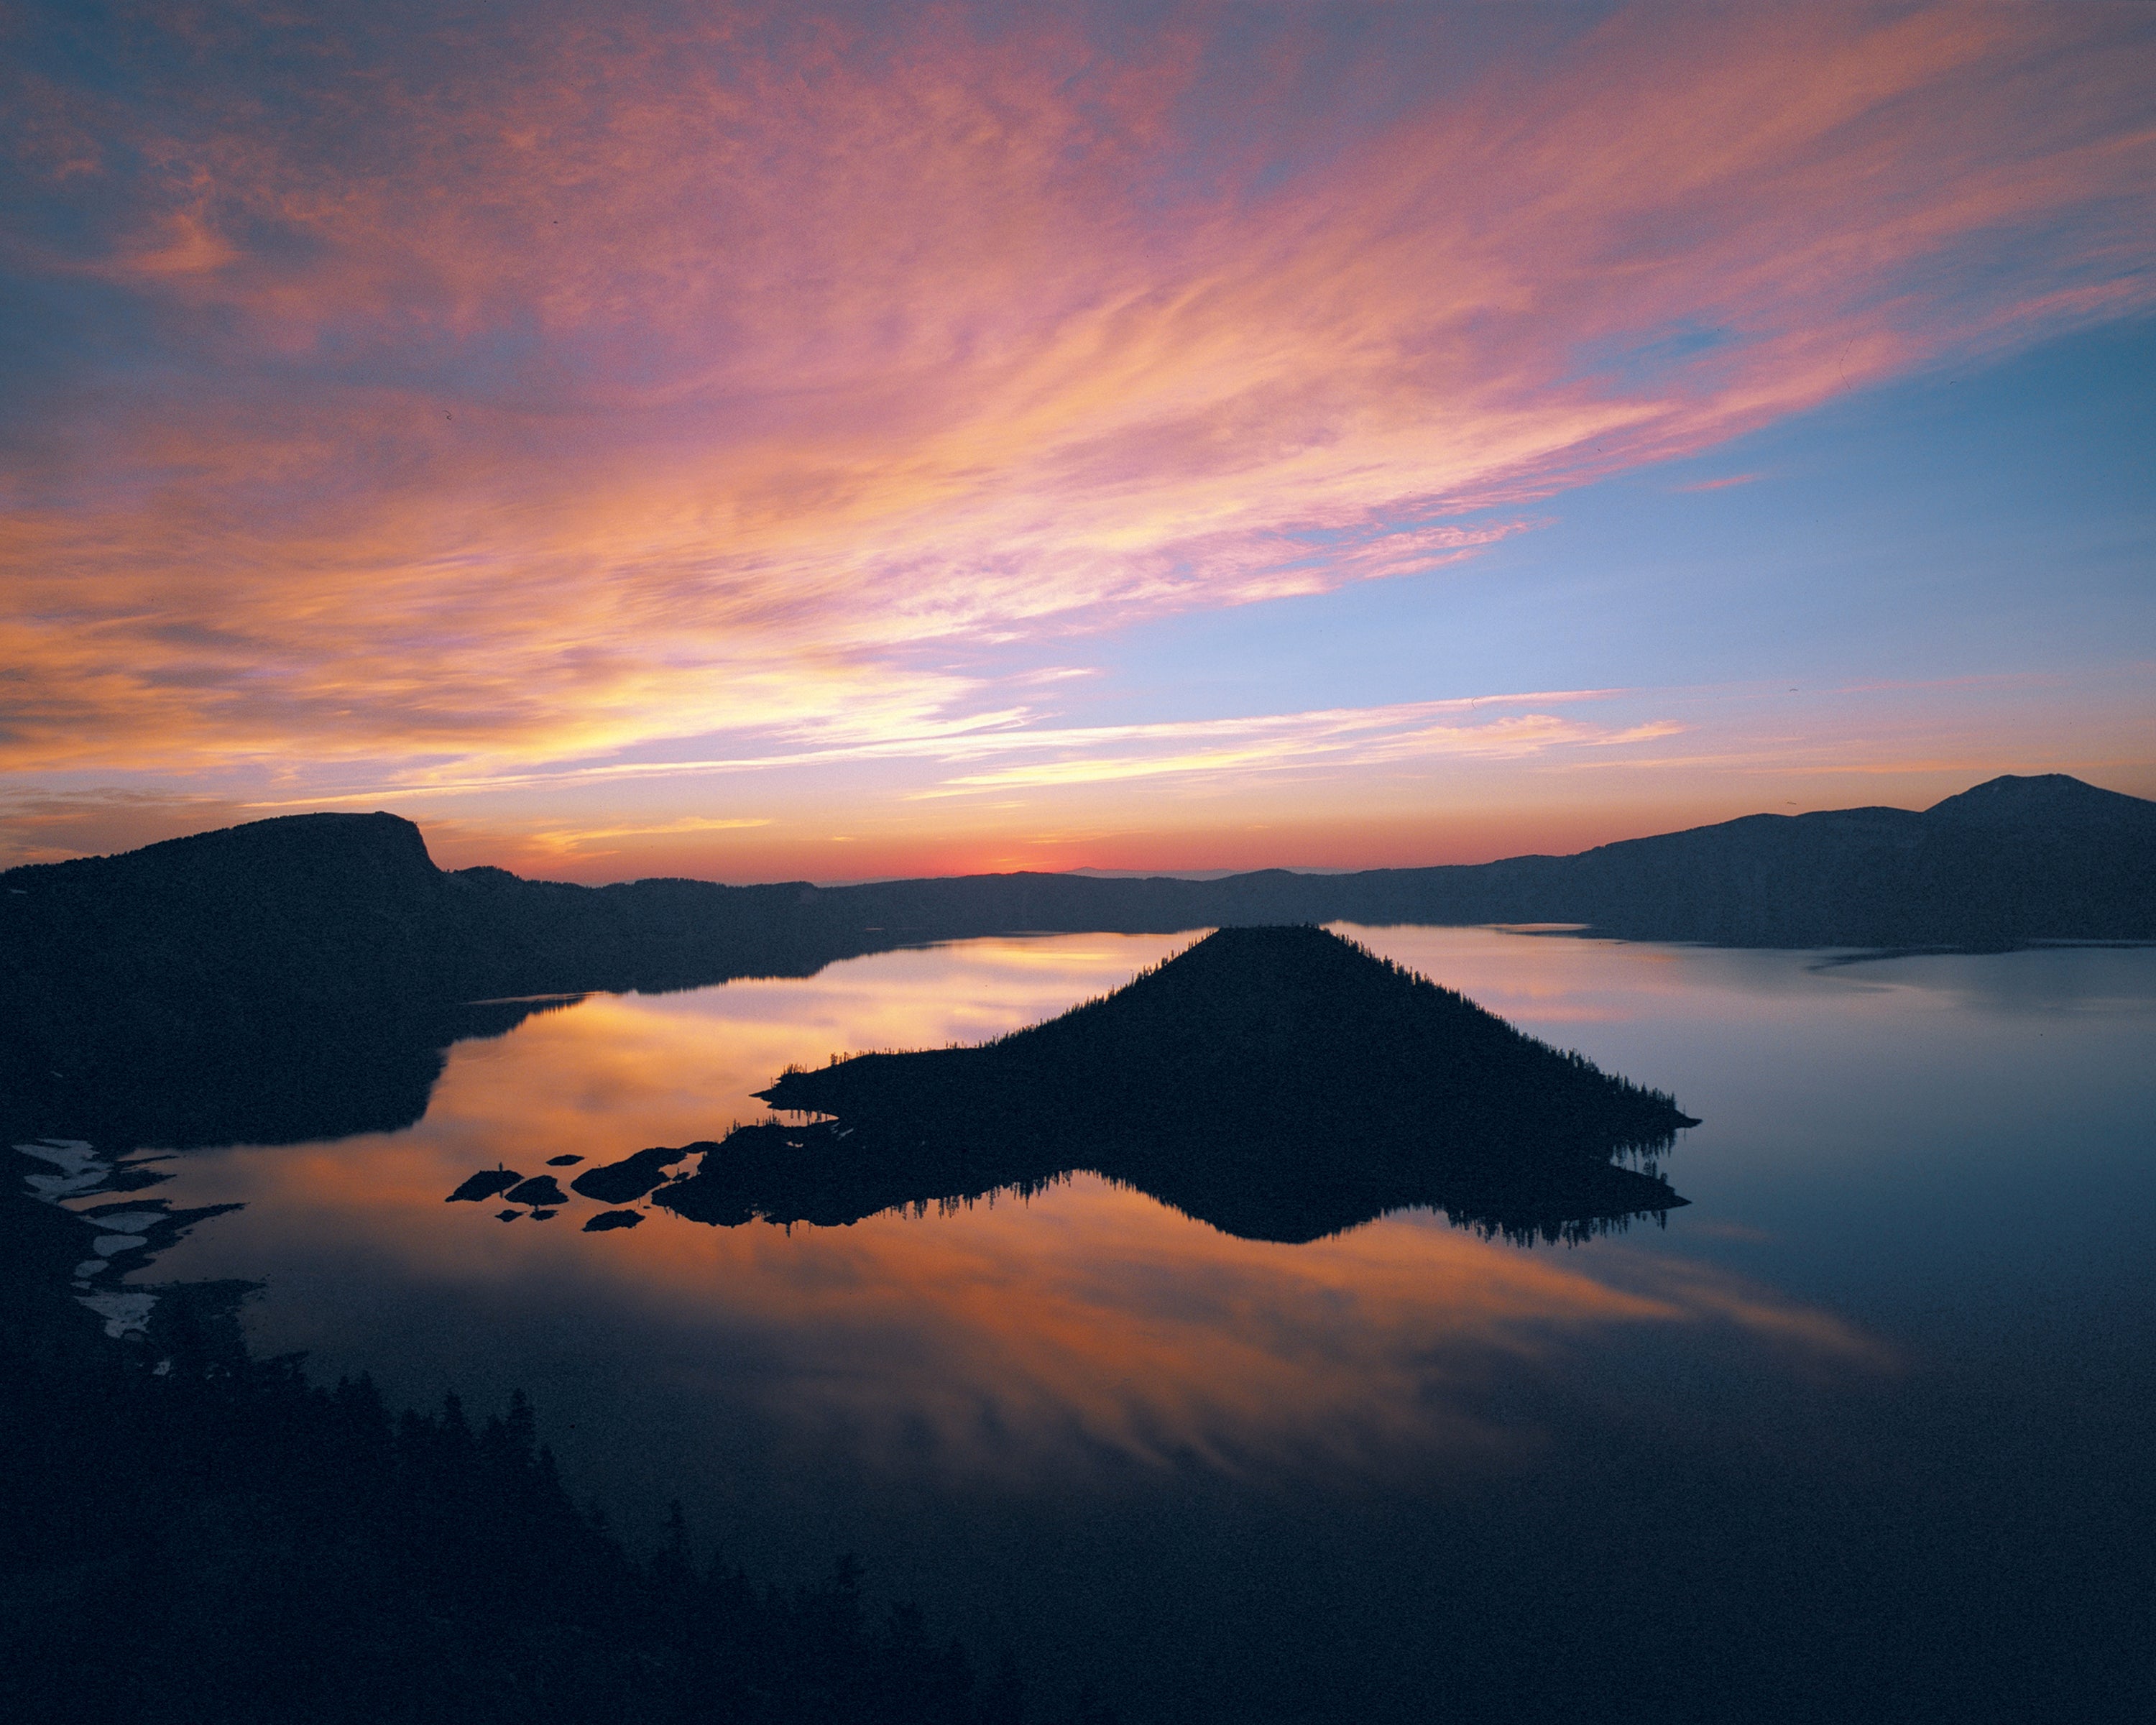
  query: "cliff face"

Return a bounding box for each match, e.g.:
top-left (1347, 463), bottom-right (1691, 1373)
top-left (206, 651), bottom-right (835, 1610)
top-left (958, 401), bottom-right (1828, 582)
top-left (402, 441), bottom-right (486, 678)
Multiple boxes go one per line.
top-left (5, 775), bottom-right (2149, 1149)
top-left (0, 811), bottom-right (834, 1145)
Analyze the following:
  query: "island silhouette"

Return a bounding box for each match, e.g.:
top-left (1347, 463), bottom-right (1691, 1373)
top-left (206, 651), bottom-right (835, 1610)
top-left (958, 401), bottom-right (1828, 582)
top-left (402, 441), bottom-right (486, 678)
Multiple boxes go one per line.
top-left (635, 926), bottom-right (1696, 1244)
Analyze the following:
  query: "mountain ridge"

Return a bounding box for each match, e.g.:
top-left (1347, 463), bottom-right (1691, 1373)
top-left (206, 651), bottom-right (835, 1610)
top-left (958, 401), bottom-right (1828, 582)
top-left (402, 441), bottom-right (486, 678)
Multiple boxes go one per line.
top-left (4, 773), bottom-right (2149, 1148)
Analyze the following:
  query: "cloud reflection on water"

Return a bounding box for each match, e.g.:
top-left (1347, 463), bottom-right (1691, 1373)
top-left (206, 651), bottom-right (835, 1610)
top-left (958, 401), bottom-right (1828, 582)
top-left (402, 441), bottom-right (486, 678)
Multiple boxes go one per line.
top-left (143, 929), bottom-right (1889, 1484)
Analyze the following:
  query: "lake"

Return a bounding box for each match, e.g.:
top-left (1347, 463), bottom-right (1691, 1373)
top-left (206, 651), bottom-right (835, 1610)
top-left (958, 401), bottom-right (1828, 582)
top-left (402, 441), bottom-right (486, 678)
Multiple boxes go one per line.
top-left (67, 927), bottom-right (2156, 1723)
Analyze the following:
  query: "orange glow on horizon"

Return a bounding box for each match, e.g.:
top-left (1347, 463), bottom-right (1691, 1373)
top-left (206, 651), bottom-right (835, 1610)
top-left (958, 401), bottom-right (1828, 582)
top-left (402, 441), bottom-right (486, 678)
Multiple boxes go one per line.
top-left (2, 2), bottom-right (2152, 872)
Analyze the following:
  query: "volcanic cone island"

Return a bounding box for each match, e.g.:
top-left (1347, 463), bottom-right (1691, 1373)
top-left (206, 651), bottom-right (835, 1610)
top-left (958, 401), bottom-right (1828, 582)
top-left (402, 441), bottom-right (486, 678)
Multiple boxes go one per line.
top-left (658, 925), bottom-right (1698, 1243)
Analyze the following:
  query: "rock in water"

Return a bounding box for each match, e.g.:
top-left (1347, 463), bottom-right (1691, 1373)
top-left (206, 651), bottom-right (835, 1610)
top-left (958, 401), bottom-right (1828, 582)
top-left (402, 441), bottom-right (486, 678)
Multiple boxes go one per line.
top-left (571, 1144), bottom-right (704, 1205)
top-left (502, 1175), bottom-right (567, 1208)
top-left (447, 1168), bottom-right (521, 1202)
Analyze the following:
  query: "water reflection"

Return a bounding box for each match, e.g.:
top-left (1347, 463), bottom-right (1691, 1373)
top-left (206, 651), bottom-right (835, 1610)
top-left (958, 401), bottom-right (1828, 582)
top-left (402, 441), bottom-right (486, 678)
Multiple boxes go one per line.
top-left (53, 929), bottom-right (2156, 1723)
top-left (142, 1137), bottom-right (1885, 1483)
top-left (16, 997), bottom-right (570, 1155)
top-left (119, 932), bottom-right (1894, 1485)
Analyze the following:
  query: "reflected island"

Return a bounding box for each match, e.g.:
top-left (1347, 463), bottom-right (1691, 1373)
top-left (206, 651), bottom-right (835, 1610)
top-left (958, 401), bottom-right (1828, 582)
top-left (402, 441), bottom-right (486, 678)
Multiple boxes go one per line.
top-left (653, 926), bottom-right (1697, 1243)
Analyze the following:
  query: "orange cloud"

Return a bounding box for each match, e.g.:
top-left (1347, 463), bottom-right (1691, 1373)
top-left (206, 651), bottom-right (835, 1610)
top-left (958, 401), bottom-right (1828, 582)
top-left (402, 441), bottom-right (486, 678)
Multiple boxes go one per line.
top-left (1, 0), bottom-right (2150, 791)
top-left (211, 686), bottom-right (1664, 807)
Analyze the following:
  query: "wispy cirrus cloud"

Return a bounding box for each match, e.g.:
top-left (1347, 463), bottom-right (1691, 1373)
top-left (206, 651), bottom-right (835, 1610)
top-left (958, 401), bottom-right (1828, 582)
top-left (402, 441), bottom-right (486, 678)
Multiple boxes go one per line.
top-left (1, 0), bottom-right (2151, 811)
top-left (221, 688), bottom-right (1672, 808)
top-left (911, 707), bottom-right (1685, 796)
top-left (1671, 473), bottom-right (1766, 494)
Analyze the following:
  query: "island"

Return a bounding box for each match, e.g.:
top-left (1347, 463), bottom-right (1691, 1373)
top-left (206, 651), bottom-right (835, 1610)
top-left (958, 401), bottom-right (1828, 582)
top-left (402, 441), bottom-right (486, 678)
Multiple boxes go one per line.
top-left (654, 925), bottom-right (1697, 1244)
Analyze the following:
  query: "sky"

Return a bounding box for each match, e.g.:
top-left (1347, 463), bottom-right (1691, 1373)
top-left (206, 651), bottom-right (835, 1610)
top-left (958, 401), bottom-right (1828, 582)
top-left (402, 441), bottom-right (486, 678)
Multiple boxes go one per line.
top-left (3, 0), bottom-right (2152, 883)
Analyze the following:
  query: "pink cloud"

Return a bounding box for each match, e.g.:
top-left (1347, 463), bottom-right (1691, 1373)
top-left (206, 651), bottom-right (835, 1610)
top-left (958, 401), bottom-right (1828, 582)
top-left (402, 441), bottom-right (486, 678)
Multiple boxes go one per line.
top-left (1, 0), bottom-right (2151, 781)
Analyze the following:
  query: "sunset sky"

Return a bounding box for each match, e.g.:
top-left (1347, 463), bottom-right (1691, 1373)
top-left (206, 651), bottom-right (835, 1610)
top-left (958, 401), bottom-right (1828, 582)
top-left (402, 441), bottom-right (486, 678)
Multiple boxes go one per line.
top-left (4, 0), bottom-right (2151, 882)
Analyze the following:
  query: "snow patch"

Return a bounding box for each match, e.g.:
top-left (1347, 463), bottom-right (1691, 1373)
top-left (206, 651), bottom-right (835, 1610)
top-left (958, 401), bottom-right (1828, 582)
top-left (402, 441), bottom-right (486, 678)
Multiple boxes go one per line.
top-left (78, 1211), bottom-right (165, 1233)
top-left (26, 1169), bottom-right (109, 1200)
top-left (76, 1291), bottom-right (156, 1338)
top-left (16, 1141), bottom-right (110, 1203)
top-left (15, 1141), bottom-right (98, 1172)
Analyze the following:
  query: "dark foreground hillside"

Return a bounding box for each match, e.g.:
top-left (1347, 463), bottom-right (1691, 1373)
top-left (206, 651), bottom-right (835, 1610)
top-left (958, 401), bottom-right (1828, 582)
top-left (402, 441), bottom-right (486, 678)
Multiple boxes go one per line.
top-left (0, 1169), bottom-right (1105, 1725)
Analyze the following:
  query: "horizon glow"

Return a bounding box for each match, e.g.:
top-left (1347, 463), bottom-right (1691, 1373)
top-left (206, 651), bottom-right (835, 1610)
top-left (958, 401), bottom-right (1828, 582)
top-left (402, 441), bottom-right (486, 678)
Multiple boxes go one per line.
top-left (3, 1), bottom-right (2152, 882)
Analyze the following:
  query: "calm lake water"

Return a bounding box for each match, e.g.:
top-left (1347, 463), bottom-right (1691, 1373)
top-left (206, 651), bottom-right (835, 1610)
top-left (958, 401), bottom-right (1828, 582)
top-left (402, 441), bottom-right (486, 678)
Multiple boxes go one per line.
top-left (101, 929), bottom-right (2156, 1722)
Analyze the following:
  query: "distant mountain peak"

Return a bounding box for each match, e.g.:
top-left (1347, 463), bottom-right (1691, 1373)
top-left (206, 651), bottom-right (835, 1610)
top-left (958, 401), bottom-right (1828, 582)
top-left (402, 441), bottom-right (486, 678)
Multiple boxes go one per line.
top-left (0, 809), bottom-right (446, 926)
top-left (1925, 773), bottom-right (2156, 829)
top-left (14, 809), bottom-right (436, 882)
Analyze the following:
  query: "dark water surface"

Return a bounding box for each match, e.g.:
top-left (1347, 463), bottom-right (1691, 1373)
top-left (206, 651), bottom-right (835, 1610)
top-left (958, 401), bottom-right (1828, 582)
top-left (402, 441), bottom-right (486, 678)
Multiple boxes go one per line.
top-left (75, 930), bottom-right (2156, 1721)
